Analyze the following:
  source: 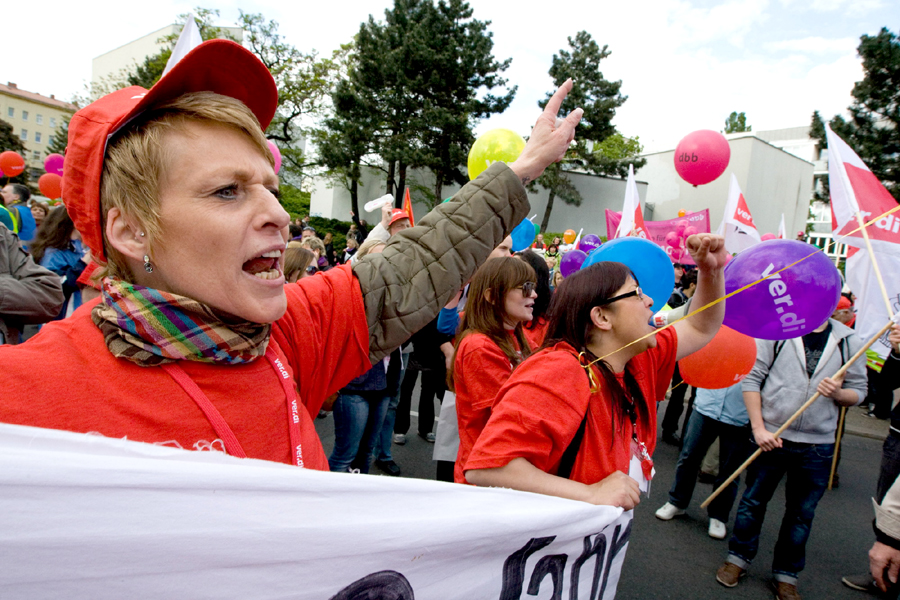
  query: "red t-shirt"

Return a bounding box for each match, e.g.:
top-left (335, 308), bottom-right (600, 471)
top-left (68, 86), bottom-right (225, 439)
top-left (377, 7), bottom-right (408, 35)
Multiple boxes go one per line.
top-left (0, 265), bottom-right (370, 470)
top-left (453, 332), bottom-right (520, 484)
top-left (464, 327), bottom-right (678, 485)
top-left (522, 316), bottom-right (549, 350)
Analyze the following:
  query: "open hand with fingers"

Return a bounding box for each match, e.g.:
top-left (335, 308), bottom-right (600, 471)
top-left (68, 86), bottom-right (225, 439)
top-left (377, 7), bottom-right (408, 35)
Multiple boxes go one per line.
top-left (509, 79), bottom-right (583, 185)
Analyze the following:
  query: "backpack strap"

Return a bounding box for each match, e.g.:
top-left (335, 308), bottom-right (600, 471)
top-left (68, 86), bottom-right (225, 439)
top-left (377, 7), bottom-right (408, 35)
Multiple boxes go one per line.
top-left (558, 411), bottom-right (588, 480)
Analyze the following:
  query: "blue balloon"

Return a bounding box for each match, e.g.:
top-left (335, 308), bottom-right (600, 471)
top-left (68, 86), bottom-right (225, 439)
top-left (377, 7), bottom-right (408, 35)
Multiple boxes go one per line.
top-left (580, 237), bottom-right (675, 313)
top-left (510, 219), bottom-right (537, 252)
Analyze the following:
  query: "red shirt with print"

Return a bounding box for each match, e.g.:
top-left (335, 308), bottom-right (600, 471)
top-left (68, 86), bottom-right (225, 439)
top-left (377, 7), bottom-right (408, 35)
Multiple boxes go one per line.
top-left (0, 265), bottom-right (370, 470)
top-left (464, 327), bottom-right (677, 485)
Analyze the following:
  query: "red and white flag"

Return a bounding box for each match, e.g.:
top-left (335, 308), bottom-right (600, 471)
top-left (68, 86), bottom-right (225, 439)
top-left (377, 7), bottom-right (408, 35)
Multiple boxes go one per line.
top-left (778, 213), bottom-right (786, 239)
top-left (828, 124), bottom-right (900, 359)
top-left (615, 164), bottom-right (648, 239)
top-left (163, 14), bottom-right (203, 77)
top-left (716, 174), bottom-right (761, 254)
top-left (827, 124), bottom-right (900, 255)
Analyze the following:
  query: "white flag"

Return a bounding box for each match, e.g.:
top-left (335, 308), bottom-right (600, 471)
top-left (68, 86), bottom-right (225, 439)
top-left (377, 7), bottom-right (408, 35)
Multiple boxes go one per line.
top-left (0, 423), bottom-right (632, 600)
top-left (845, 248), bottom-right (900, 360)
top-left (615, 164), bottom-right (648, 239)
top-left (717, 174), bottom-right (761, 254)
top-left (162, 14), bottom-right (203, 77)
top-left (778, 213), bottom-right (786, 239)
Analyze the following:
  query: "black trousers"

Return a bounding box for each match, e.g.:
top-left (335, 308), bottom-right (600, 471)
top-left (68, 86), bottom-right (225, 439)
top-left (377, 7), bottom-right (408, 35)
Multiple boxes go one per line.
top-left (395, 363), bottom-right (446, 436)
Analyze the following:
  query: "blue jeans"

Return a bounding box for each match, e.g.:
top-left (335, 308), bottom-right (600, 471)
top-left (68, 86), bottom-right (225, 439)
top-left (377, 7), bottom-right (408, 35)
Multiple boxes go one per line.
top-left (329, 391), bottom-right (390, 473)
top-left (668, 411), bottom-right (751, 522)
top-left (374, 357), bottom-right (406, 462)
top-left (727, 439), bottom-right (834, 584)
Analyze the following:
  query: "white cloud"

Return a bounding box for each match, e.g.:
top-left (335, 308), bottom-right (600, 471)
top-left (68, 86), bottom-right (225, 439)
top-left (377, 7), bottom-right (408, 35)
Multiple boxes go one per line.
top-left (766, 36), bottom-right (859, 54)
top-left (780, 0), bottom-right (884, 11)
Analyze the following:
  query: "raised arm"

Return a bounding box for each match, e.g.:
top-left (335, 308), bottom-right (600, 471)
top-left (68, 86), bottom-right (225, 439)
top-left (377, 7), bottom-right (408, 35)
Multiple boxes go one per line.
top-left (354, 80), bottom-right (582, 361)
top-left (673, 233), bottom-right (729, 361)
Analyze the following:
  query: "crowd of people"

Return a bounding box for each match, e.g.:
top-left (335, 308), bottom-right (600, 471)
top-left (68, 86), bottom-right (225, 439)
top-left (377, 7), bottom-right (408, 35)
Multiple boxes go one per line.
top-left (2, 37), bottom-right (900, 600)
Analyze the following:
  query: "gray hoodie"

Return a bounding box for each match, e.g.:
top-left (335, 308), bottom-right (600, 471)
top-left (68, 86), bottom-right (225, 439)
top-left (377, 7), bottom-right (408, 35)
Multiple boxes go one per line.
top-left (741, 319), bottom-right (867, 444)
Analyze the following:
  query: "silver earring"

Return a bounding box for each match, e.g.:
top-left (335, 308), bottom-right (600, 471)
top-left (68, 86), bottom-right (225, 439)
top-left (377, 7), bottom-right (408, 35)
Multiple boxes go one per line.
top-left (139, 232), bottom-right (145, 237)
top-left (143, 255), bottom-right (153, 273)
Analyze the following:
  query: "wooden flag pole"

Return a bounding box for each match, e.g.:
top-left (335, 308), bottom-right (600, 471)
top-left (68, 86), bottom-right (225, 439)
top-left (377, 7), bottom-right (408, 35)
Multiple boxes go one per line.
top-left (828, 406), bottom-right (847, 490)
top-left (701, 319), bottom-right (895, 509)
top-left (854, 212), bottom-right (895, 319)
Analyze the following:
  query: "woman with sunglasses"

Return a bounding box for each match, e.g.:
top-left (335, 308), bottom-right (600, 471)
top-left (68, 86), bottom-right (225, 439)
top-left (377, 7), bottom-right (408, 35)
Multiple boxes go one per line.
top-left (449, 257), bottom-right (538, 484)
top-left (465, 234), bottom-right (728, 508)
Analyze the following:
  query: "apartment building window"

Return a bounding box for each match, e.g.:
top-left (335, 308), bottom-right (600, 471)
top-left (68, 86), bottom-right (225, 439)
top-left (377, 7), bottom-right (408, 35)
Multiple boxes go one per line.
top-left (50, 117), bottom-right (56, 128)
top-left (20, 129), bottom-right (27, 141)
top-left (32, 151), bottom-right (40, 160)
top-left (36, 114), bottom-right (43, 125)
top-left (34, 132), bottom-right (42, 143)
top-left (47, 135), bottom-right (54, 147)
top-left (22, 110), bottom-right (28, 121)
top-left (6, 107), bottom-right (12, 118)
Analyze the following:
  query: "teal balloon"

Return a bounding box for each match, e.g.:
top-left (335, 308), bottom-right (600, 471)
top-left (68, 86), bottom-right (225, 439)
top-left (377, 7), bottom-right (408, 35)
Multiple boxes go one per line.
top-left (581, 237), bottom-right (674, 313)
top-left (510, 219), bottom-right (537, 252)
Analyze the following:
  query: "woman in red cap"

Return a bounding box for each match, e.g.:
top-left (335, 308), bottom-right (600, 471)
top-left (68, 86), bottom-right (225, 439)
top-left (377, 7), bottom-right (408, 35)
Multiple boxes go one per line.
top-left (0, 39), bottom-right (584, 470)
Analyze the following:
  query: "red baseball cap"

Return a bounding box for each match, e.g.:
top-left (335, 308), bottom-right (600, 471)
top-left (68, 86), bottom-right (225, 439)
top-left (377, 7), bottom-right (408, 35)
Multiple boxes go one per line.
top-left (389, 208), bottom-right (411, 227)
top-left (63, 39), bottom-right (278, 261)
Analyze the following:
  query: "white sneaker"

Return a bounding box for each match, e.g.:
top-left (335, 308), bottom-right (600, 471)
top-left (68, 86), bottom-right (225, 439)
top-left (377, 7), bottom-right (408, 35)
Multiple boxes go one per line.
top-left (655, 502), bottom-right (685, 520)
top-left (392, 433), bottom-right (407, 445)
top-left (708, 518), bottom-right (727, 539)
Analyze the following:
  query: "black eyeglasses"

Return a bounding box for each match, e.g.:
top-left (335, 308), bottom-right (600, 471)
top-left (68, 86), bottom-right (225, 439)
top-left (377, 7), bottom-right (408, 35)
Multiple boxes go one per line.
top-left (519, 282), bottom-right (537, 296)
top-left (306, 265), bottom-right (318, 275)
top-left (596, 286), bottom-right (644, 306)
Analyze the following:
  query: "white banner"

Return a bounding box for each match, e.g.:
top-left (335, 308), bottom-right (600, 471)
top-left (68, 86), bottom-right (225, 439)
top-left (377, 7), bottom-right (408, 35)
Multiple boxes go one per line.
top-left (0, 424), bottom-right (631, 600)
top-left (845, 248), bottom-right (900, 359)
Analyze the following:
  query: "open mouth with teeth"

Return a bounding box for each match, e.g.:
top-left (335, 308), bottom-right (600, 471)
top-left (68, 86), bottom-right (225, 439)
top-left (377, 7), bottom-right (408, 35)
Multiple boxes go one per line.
top-left (242, 250), bottom-right (283, 280)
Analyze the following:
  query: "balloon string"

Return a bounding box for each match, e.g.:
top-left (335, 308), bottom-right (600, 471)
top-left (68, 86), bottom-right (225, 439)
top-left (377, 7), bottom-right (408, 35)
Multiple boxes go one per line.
top-left (666, 380), bottom-right (687, 396)
top-left (581, 202), bottom-right (900, 371)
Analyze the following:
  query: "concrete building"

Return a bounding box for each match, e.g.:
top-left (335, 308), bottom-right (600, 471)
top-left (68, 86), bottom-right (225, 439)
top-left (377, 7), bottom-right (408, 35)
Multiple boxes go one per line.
top-left (311, 164), bottom-right (648, 237)
top-left (637, 133), bottom-right (814, 239)
top-left (92, 24), bottom-right (243, 90)
top-left (0, 83), bottom-right (77, 178)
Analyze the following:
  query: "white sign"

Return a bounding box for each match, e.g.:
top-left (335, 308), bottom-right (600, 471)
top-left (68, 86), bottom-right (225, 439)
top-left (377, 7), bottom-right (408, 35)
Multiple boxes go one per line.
top-left (0, 424), bottom-right (632, 599)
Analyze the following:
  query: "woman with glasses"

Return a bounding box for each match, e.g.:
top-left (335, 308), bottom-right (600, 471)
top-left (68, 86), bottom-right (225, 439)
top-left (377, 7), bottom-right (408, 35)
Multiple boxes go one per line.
top-left (449, 257), bottom-right (538, 484)
top-left (465, 234), bottom-right (729, 508)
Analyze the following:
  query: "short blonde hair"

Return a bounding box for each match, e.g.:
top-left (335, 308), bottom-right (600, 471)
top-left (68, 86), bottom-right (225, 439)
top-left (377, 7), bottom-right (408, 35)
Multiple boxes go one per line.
top-left (357, 238), bottom-right (386, 259)
top-left (99, 91), bottom-right (272, 280)
top-left (300, 236), bottom-right (325, 256)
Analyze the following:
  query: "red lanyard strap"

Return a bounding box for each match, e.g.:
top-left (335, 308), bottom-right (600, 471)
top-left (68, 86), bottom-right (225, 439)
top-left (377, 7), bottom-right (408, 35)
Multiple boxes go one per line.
top-left (160, 347), bottom-right (305, 467)
top-left (161, 362), bottom-right (248, 458)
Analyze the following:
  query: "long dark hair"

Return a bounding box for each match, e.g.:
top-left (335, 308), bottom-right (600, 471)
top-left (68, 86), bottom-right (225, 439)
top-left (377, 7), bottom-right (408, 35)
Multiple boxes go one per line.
top-left (448, 257), bottom-right (535, 388)
top-left (30, 206), bottom-right (76, 264)
top-left (542, 261), bottom-right (646, 443)
top-left (517, 249), bottom-right (551, 328)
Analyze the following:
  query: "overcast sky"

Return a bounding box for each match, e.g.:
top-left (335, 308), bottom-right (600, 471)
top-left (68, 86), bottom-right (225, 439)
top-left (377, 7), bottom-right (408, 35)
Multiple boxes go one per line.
top-left (5, 0), bottom-right (894, 152)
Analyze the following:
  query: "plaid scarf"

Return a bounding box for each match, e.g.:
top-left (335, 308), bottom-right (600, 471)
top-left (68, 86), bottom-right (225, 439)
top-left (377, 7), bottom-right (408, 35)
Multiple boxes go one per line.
top-left (92, 278), bottom-right (271, 367)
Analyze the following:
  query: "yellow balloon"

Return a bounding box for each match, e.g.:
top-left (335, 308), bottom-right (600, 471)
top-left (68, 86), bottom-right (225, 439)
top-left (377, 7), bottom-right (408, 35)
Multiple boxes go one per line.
top-left (467, 128), bottom-right (527, 180)
top-left (563, 229), bottom-right (577, 244)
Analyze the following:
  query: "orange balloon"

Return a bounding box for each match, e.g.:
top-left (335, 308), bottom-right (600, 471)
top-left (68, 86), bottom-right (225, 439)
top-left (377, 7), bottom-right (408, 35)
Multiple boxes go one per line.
top-left (563, 229), bottom-right (577, 244)
top-left (0, 151), bottom-right (25, 177)
top-left (678, 209), bottom-right (686, 217)
top-left (38, 173), bottom-right (63, 200)
top-left (680, 325), bottom-right (756, 390)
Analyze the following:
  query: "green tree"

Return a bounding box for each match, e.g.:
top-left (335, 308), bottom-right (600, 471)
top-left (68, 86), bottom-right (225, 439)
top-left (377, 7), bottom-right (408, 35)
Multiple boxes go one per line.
top-left (723, 111), bottom-right (751, 133)
top-left (810, 27), bottom-right (900, 201)
top-left (46, 117), bottom-right (69, 157)
top-left (326, 0), bottom-right (514, 208)
top-left (0, 118), bottom-right (30, 187)
top-left (533, 31), bottom-right (645, 232)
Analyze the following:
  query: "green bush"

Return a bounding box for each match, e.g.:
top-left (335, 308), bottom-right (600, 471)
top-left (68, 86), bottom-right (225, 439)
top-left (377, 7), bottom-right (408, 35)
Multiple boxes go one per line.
top-left (279, 184), bottom-right (310, 219)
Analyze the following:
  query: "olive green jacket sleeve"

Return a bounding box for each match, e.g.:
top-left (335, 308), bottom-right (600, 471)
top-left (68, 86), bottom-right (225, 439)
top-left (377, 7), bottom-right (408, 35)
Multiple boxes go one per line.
top-left (352, 162), bottom-right (529, 362)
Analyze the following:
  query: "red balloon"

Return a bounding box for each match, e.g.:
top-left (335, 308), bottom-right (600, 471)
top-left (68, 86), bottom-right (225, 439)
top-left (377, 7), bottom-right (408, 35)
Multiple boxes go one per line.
top-left (0, 151), bottom-right (25, 177)
top-left (680, 325), bottom-right (756, 389)
top-left (38, 173), bottom-right (62, 200)
top-left (674, 130), bottom-right (731, 186)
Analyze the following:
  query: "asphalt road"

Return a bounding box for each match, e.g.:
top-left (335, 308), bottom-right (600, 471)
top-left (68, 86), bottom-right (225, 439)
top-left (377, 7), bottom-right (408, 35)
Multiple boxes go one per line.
top-left (316, 391), bottom-right (885, 600)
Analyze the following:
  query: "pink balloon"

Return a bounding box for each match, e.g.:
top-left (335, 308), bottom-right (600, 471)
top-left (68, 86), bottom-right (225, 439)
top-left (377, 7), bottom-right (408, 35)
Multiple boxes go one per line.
top-left (44, 153), bottom-right (64, 177)
top-left (674, 130), bottom-right (731, 186)
top-left (676, 220), bottom-right (689, 235)
top-left (267, 140), bottom-right (282, 174)
top-left (760, 233), bottom-right (777, 241)
top-left (665, 232), bottom-right (680, 247)
top-left (671, 248), bottom-right (684, 261)
top-left (684, 226), bottom-right (698, 237)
